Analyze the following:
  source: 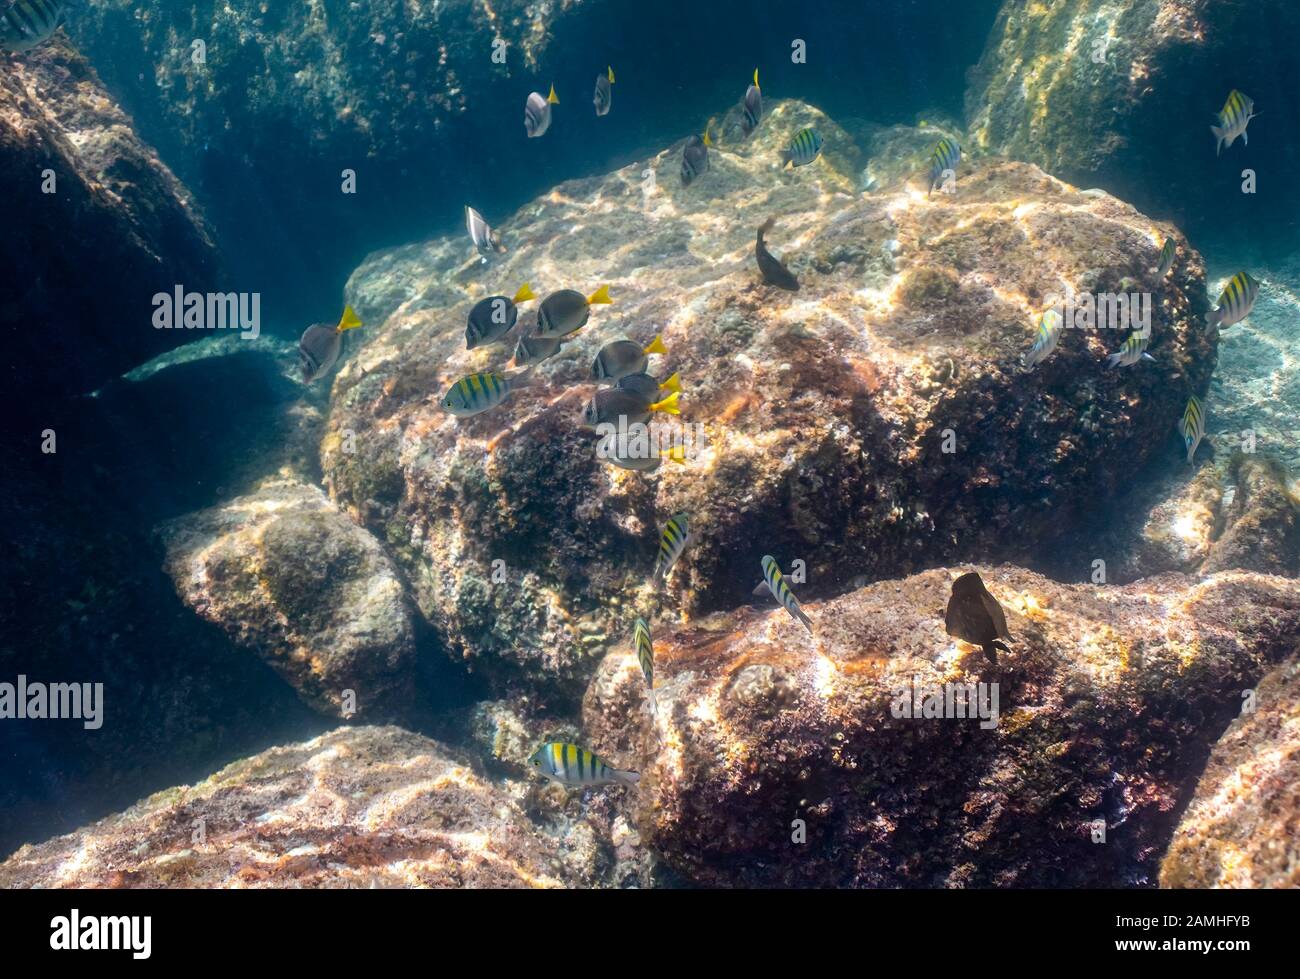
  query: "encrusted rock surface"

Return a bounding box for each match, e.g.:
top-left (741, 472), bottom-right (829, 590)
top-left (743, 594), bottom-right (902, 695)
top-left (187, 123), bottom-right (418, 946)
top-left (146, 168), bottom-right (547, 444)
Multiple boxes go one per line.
top-left (582, 565), bottom-right (1300, 887)
top-left (0, 726), bottom-right (611, 888)
top-left (1160, 657), bottom-right (1300, 888)
top-left (156, 479), bottom-right (417, 719)
top-left (327, 98), bottom-right (1212, 700)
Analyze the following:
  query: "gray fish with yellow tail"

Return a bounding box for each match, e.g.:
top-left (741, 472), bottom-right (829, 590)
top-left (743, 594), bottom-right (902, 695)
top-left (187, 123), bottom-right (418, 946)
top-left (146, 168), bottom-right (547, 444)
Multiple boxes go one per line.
top-left (633, 616), bottom-right (657, 714)
top-left (299, 305), bottom-right (363, 383)
top-left (619, 371), bottom-right (681, 405)
top-left (1180, 395), bottom-right (1207, 464)
top-left (1211, 90), bottom-right (1256, 155)
top-left (944, 572), bottom-right (1012, 664)
top-left (536, 285), bottom-right (612, 338)
top-left (592, 335), bottom-right (667, 382)
top-left (759, 555), bottom-right (813, 635)
top-left (528, 742), bottom-right (639, 788)
top-left (512, 333), bottom-right (564, 368)
top-left (440, 371), bottom-right (513, 417)
top-left (525, 84), bottom-right (559, 138)
top-left (756, 217), bottom-right (799, 291)
top-left (681, 130), bottom-right (712, 187)
top-left (653, 513), bottom-right (690, 582)
top-left (605, 445), bottom-right (687, 472)
top-left (583, 387), bottom-right (679, 427)
top-left (465, 205), bottom-right (506, 260)
top-left (741, 69), bottom-right (762, 136)
top-left (466, 283), bottom-right (535, 349)
top-left (1207, 272), bottom-right (1260, 328)
top-left (594, 66), bottom-right (614, 116)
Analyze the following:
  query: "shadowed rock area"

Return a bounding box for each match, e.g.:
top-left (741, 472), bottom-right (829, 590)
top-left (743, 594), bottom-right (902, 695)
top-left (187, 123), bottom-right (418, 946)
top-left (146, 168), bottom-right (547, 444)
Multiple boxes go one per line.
top-left (581, 566), bottom-right (1300, 887)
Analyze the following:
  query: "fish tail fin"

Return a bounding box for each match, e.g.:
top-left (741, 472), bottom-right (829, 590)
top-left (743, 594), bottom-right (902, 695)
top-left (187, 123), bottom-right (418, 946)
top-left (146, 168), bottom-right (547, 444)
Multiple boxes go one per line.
top-left (548, 84), bottom-right (559, 104)
top-left (758, 216), bottom-right (776, 240)
top-left (1210, 124), bottom-right (1224, 155)
top-left (781, 151), bottom-right (793, 169)
top-left (644, 334), bottom-right (667, 355)
top-left (661, 445), bottom-right (688, 465)
top-left (1206, 308), bottom-right (1223, 328)
top-left (752, 68), bottom-right (759, 88)
top-left (607, 66), bottom-right (615, 83)
top-left (614, 769), bottom-right (641, 787)
top-left (650, 391), bottom-right (680, 416)
top-left (647, 689), bottom-right (657, 714)
top-left (702, 128), bottom-right (713, 147)
top-left (588, 284), bottom-right (612, 306)
top-left (513, 282), bottom-right (536, 303)
top-left (1142, 352), bottom-right (1156, 362)
top-left (1105, 352), bottom-right (1122, 368)
top-left (337, 305), bottom-right (363, 332)
top-left (660, 371), bottom-right (681, 394)
top-left (795, 606), bottom-right (814, 636)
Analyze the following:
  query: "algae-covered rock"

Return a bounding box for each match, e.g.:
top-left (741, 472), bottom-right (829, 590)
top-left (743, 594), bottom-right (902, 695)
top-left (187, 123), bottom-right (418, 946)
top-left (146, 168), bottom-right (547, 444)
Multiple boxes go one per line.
top-left (156, 479), bottom-right (416, 718)
top-left (1160, 657), bottom-right (1300, 888)
top-left (581, 566), bottom-right (1300, 887)
top-left (326, 99), bottom-right (1212, 701)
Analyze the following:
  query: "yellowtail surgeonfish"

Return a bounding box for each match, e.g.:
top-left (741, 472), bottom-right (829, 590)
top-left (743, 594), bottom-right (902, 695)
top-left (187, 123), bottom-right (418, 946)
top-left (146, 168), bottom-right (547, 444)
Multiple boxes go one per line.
top-left (606, 445), bottom-right (687, 472)
top-left (618, 371), bottom-right (681, 406)
top-left (466, 283), bottom-right (535, 349)
top-left (592, 335), bottom-right (667, 382)
top-left (1211, 90), bottom-right (1256, 155)
top-left (1180, 395), bottom-right (1207, 464)
top-left (741, 69), bottom-right (762, 137)
top-left (528, 742), bottom-right (639, 788)
top-left (1106, 331), bottom-right (1155, 369)
top-left (465, 205), bottom-right (506, 260)
top-left (583, 387), bottom-right (679, 427)
top-left (782, 128), bottom-right (824, 169)
top-left (928, 137), bottom-right (961, 198)
top-left (1022, 308), bottom-right (1063, 370)
top-left (756, 217), bottom-right (799, 291)
top-left (759, 555), bottom-right (813, 636)
top-left (594, 66), bottom-right (614, 116)
top-left (512, 333), bottom-right (565, 368)
top-left (1155, 237), bottom-right (1176, 278)
top-left (633, 616), bottom-right (656, 714)
top-left (1207, 272), bottom-right (1260, 328)
top-left (299, 305), bottom-right (363, 383)
top-left (0, 0), bottom-right (66, 53)
top-left (680, 130), bottom-right (712, 187)
top-left (536, 285), bottom-right (612, 338)
top-left (653, 513), bottom-right (690, 582)
top-left (525, 84), bottom-right (559, 138)
top-left (944, 572), bottom-right (1012, 664)
top-left (440, 371), bottom-right (513, 417)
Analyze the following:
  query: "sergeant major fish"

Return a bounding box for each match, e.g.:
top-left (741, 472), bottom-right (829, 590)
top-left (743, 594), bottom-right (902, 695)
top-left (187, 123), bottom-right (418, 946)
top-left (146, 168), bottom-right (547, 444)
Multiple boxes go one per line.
top-left (0, 0), bottom-right (66, 53)
top-left (592, 335), bottom-right (667, 382)
top-left (1022, 308), bottom-right (1063, 370)
top-left (1207, 272), bottom-right (1260, 328)
top-left (1211, 90), bottom-right (1257, 156)
top-left (1155, 237), bottom-right (1176, 278)
top-left (528, 742), bottom-right (639, 788)
top-left (1180, 395), bottom-right (1207, 464)
top-left (593, 66), bottom-right (614, 116)
top-left (299, 305), bottom-right (363, 383)
top-left (758, 555), bottom-right (814, 635)
top-left (525, 84), bottom-right (559, 138)
top-left (1106, 331), bottom-right (1155, 368)
top-left (466, 283), bottom-right (535, 349)
top-left (928, 137), bottom-right (961, 198)
top-left (782, 127), bottom-right (824, 169)
top-left (756, 217), bottom-right (799, 291)
top-left (653, 513), bottom-right (690, 582)
top-left (536, 285), bottom-right (612, 338)
top-left (440, 371), bottom-right (514, 417)
top-left (633, 617), bottom-right (656, 714)
top-left (465, 205), bottom-right (506, 260)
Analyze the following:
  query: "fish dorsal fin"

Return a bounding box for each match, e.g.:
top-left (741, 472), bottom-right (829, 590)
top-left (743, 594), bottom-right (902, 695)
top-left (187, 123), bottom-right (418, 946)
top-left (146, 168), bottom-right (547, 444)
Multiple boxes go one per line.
top-left (337, 305), bottom-right (363, 332)
top-left (588, 284), bottom-right (612, 306)
top-left (548, 84), bottom-right (559, 105)
top-left (514, 282), bottom-right (536, 304)
top-left (644, 334), bottom-right (667, 355)
top-left (607, 66), bottom-right (616, 84)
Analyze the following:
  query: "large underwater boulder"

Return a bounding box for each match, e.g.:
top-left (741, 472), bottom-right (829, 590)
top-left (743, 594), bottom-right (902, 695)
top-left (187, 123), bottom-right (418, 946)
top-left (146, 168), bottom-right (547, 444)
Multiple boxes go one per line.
top-left (326, 99), bottom-right (1214, 701)
top-left (156, 478), bottom-right (417, 719)
top-left (581, 566), bottom-right (1300, 887)
top-left (0, 726), bottom-right (617, 888)
top-left (1160, 656), bottom-right (1300, 888)
top-left (0, 36), bottom-right (222, 406)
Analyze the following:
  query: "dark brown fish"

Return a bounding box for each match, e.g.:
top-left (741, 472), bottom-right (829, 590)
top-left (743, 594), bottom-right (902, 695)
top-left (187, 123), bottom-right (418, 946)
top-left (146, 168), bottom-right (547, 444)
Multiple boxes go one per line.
top-left (944, 572), bottom-right (1012, 664)
top-left (756, 217), bottom-right (799, 291)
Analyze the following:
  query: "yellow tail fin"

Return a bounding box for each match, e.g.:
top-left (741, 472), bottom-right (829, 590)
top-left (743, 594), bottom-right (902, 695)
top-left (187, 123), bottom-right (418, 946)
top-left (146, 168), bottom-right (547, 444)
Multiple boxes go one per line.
top-left (588, 284), bottom-right (612, 306)
top-left (702, 128), bottom-right (713, 147)
top-left (661, 446), bottom-right (687, 465)
top-left (337, 305), bottom-right (363, 332)
top-left (607, 66), bottom-right (616, 84)
top-left (650, 391), bottom-right (680, 415)
top-left (660, 371), bottom-right (681, 394)
top-left (753, 68), bottom-right (759, 88)
top-left (643, 334), bottom-right (667, 355)
top-left (513, 282), bottom-right (536, 304)
top-left (548, 84), bottom-right (559, 105)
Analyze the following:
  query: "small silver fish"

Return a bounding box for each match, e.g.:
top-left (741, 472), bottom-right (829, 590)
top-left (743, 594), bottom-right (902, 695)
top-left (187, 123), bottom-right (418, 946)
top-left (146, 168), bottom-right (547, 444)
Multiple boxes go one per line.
top-left (528, 742), bottom-right (639, 788)
top-left (0, 0), bottom-right (66, 53)
top-left (1022, 308), bottom-right (1063, 369)
top-left (592, 335), bottom-right (667, 382)
top-left (594, 66), bottom-right (614, 117)
top-left (525, 85), bottom-right (559, 138)
top-left (536, 285), bottom-right (612, 338)
top-left (299, 306), bottom-right (363, 382)
top-left (741, 69), bottom-right (762, 137)
top-left (465, 205), bottom-right (506, 260)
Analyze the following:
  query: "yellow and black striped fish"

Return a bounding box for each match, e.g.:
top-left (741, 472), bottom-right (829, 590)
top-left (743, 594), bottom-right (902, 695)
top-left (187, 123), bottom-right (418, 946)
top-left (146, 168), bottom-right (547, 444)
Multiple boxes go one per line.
top-left (1207, 272), bottom-right (1260, 328)
top-left (1022, 308), bottom-right (1062, 370)
top-left (1180, 395), bottom-right (1206, 464)
top-left (1105, 331), bottom-right (1155, 369)
top-left (0, 0), bottom-right (66, 53)
top-left (782, 127), bottom-right (824, 169)
top-left (1155, 237), bottom-right (1176, 278)
top-left (633, 616), bottom-right (656, 713)
top-left (759, 555), bottom-right (813, 635)
top-left (440, 371), bottom-right (512, 416)
top-left (1211, 89), bottom-right (1256, 156)
top-left (653, 513), bottom-right (690, 582)
top-left (528, 742), bottom-right (639, 788)
top-left (928, 137), bottom-right (961, 198)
